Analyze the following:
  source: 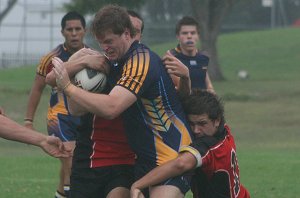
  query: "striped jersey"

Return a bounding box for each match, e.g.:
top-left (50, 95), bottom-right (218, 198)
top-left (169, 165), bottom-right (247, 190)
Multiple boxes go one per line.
top-left (109, 41), bottom-right (194, 166)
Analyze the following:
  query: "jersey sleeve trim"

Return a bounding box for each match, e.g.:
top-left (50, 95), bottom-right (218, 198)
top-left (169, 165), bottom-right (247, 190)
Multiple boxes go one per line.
top-left (180, 145), bottom-right (202, 168)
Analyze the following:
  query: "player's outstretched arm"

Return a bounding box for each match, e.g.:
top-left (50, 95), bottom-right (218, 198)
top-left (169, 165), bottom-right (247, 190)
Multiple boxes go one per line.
top-left (24, 74), bottom-right (46, 129)
top-left (130, 152), bottom-right (197, 198)
top-left (0, 114), bottom-right (71, 158)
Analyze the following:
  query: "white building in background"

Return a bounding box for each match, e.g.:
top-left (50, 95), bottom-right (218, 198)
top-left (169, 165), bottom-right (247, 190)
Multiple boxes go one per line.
top-left (0, 0), bottom-right (71, 55)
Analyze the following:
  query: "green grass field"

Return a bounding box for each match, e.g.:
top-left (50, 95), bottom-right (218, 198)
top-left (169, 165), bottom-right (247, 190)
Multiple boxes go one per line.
top-left (1, 27), bottom-right (300, 197)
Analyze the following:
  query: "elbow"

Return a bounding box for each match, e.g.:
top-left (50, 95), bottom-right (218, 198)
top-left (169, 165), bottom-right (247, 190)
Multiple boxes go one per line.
top-left (174, 158), bottom-right (192, 173)
top-left (101, 105), bottom-right (121, 120)
top-left (103, 108), bottom-right (120, 120)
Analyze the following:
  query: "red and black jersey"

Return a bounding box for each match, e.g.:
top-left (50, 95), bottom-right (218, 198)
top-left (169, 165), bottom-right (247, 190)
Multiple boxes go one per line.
top-left (180, 124), bottom-right (250, 198)
top-left (72, 113), bottom-right (135, 169)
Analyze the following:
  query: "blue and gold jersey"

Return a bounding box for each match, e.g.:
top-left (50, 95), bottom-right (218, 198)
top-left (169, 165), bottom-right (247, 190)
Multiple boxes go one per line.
top-left (37, 44), bottom-right (80, 141)
top-left (170, 45), bottom-right (209, 89)
top-left (110, 41), bottom-right (193, 166)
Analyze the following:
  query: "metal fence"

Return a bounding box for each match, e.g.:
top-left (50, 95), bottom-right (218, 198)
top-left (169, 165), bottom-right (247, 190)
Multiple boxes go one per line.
top-left (0, 53), bottom-right (43, 69)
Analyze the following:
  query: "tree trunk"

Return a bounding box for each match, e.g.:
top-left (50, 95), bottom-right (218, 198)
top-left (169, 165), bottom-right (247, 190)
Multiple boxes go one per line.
top-left (0, 0), bottom-right (18, 25)
top-left (190, 0), bottom-right (235, 81)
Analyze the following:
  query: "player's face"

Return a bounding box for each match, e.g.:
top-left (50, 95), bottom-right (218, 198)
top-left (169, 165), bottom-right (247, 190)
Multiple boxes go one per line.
top-left (96, 29), bottom-right (132, 61)
top-left (130, 16), bottom-right (142, 41)
top-left (177, 25), bottom-right (199, 56)
top-left (187, 114), bottom-right (220, 138)
top-left (62, 20), bottom-right (85, 53)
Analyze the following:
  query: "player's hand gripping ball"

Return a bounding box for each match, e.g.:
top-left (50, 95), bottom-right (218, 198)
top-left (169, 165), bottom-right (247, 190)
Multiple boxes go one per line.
top-left (74, 68), bottom-right (107, 93)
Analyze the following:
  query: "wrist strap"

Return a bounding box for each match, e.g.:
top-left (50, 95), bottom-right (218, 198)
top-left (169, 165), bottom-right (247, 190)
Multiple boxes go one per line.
top-left (24, 118), bottom-right (33, 122)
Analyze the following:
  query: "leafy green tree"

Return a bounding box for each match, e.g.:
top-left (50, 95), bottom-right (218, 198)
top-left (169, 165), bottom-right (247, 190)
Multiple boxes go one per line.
top-left (64, 0), bottom-right (236, 81)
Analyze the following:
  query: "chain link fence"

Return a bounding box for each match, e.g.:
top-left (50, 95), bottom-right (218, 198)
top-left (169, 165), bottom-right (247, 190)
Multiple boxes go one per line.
top-left (0, 52), bottom-right (42, 69)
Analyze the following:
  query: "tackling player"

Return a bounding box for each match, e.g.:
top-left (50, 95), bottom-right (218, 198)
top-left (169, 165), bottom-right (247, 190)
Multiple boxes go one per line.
top-left (130, 90), bottom-right (250, 198)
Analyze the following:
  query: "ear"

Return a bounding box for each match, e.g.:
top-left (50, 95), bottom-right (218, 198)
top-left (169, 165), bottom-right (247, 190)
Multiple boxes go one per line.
top-left (124, 29), bottom-right (131, 39)
top-left (214, 118), bottom-right (221, 128)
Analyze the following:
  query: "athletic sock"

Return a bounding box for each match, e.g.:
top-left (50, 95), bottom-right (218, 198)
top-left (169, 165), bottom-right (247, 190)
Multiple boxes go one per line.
top-left (55, 190), bottom-right (66, 198)
top-left (64, 185), bottom-right (70, 198)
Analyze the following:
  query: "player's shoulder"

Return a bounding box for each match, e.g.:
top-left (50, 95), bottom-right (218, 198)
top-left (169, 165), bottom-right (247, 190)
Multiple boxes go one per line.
top-left (40, 44), bottom-right (63, 61)
top-left (191, 136), bottom-right (218, 156)
top-left (132, 43), bottom-right (161, 63)
top-left (197, 50), bottom-right (210, 58)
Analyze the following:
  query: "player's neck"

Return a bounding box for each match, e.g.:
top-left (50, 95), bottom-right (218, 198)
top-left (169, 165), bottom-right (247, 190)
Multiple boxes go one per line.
top-left (181, 48), bottom-right (197, 57)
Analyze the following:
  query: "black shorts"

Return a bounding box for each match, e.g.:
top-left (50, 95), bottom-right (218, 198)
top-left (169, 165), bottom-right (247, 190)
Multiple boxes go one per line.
top-left (134, 162), bottom-right (191, 196)
top-left (70, 164), bottom-right (134, 198)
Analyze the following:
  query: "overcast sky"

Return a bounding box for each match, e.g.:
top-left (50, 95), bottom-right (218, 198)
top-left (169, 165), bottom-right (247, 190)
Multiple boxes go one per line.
top-left (0, 0), bottom-right (72, 54)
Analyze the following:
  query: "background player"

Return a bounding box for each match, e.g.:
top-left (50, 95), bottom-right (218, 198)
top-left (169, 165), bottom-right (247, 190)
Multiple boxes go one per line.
top-left (128, 10), bottom-right (144, 41)
top-left (163, 16), bottom-right (215, 96)
top-left (24, 11), bottom-right (86, 198)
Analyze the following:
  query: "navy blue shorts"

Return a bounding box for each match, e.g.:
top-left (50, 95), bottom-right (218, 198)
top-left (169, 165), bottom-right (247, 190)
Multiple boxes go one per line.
top-left (70, 164), bottom-right (134, 198)
top-left (134, 162), bottom-right (191, 196)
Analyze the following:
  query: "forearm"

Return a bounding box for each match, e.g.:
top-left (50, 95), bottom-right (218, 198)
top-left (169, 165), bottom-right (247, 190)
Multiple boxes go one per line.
top-left (64, 84), bottom-right (124, 119)
top-left (25, 76), bottom-right (46, 126)
top-left (177, 76), bottom-right (191, 97)
top-left (25, 89), bottom-right (43, 121)
top-left (205, 74), bottom-right (215, 93)
top-left (132, 159), bottom-right (185, 190)
top-left (67, 96), bottom-right (89, 116)
top-left (0, 115), bottom-right (45, 146)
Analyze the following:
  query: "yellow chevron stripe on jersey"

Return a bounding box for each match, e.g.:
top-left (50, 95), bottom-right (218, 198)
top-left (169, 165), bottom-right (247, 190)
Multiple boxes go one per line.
top-left (170, 115), bottom-right (192, 146)
top-left (155, 135), bottom-right (179, 165)
top-left (141, 96), bottom-right (172, 132)
top-left (118, 49), bottom-right (150, 94)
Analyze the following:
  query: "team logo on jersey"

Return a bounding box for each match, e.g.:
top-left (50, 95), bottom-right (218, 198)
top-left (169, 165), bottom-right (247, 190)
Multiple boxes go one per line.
top-left (190, 60), bottom-right (197, 66)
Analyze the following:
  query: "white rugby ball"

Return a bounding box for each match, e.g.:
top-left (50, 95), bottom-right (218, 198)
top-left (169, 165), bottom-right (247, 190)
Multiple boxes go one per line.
top-left (74, 68), bottom-right (107, 93)
top-left (237, 70), bottom-right (249, 80)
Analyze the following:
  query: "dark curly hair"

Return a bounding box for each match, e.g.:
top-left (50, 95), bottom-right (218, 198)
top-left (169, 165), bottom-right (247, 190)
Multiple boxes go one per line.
top-left (181, 89), bottom-right (224, 122)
